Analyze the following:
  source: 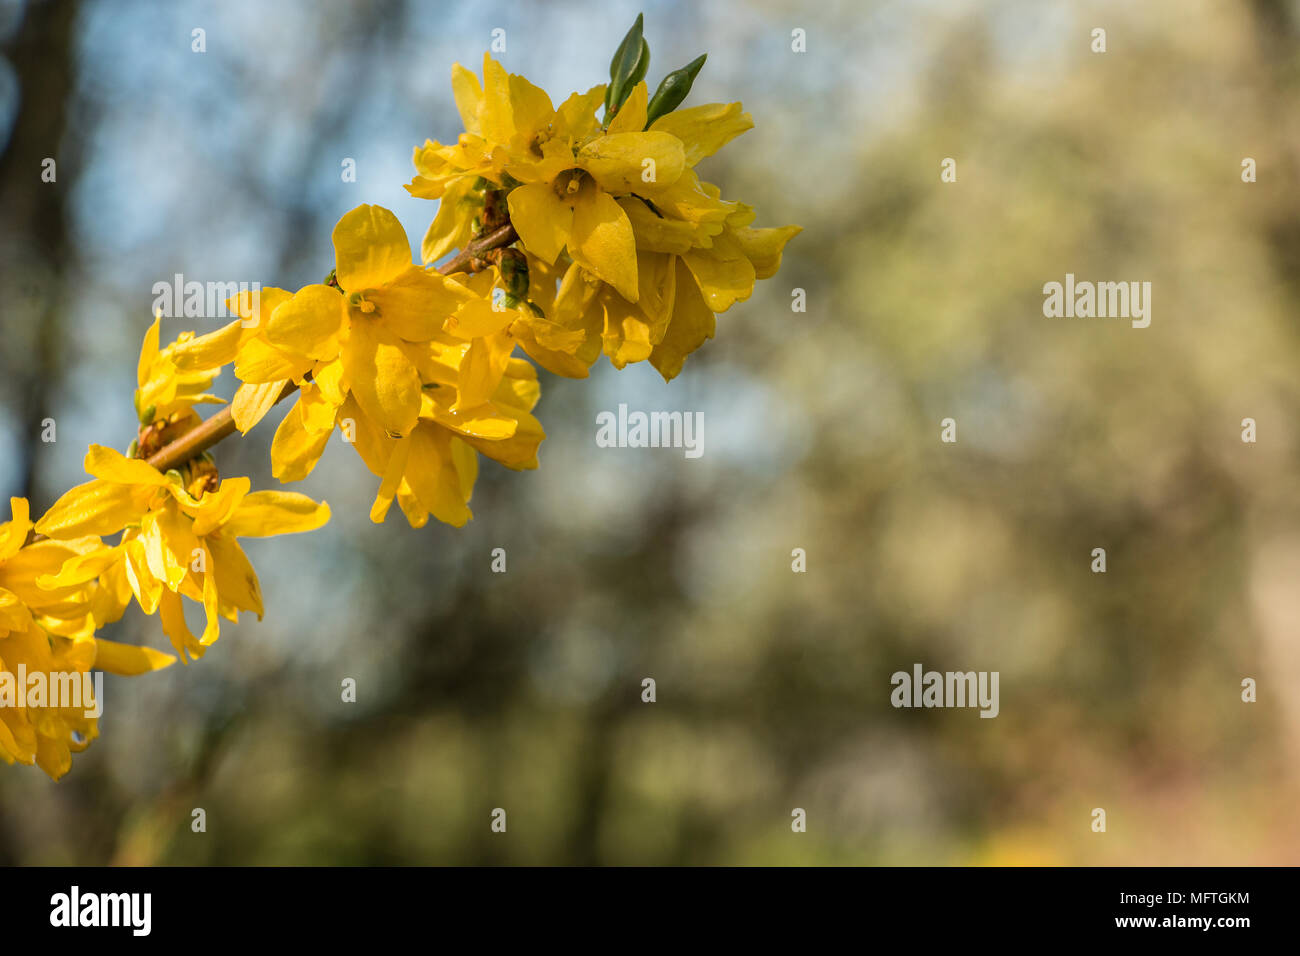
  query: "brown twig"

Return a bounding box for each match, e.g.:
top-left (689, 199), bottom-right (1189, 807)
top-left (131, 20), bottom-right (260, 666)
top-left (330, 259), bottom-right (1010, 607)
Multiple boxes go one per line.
top-left (146, 381), bottom-right (300, 473)
top-left (437, 222), bottom-right (518, 276)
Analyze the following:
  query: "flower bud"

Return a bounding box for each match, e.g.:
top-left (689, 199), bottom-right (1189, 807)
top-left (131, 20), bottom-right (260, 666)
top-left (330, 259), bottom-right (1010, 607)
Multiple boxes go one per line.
top-left (645, 54), bottom-right (706, 128)
top-left (605, 14), bottom-right (647, 116)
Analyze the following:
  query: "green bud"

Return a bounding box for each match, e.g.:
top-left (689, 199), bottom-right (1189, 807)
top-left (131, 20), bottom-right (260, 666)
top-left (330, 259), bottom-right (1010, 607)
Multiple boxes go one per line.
top-left (605, 13), bottom-right (646, 116)
top-left (627, 38), bottom-right (650, 95)
top-left (504, 293), bottom-right (522, 310)
top-left (126, 439), bottom-right (139, 458)
top-left (139, 404), bottom-right (156, 426)
top-left (645, 54), bottom-right (706, 128)
top-left (499, 249), bottom-right (530, 299)
top-left (164, 469), bottom-right (183, 484)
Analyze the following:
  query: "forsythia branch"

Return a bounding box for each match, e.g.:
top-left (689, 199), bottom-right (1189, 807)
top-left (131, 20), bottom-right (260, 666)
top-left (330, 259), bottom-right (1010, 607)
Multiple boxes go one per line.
top-left (25, 222), bottom-right (522, 545)
top-left (137, 224), bottom-right (518, 473)
top-left (4, 22), bottom-right (801, 780)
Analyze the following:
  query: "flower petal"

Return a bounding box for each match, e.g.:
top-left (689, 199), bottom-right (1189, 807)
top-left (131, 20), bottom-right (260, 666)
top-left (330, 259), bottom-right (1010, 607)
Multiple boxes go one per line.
top-left (137, 315), bottom-right (161, 388)
top-left (337, 395), bottom-right (395, 478)
top-left (617, 197), bottom-right (703, 254)
top-left (190, 476), bottom-right (251, 537)
top-left (404, 426), bottom-right (473, 527)
top-left (223, 491), bottom-right (330, 538)
top-left (266, 284), bottom-right (345, 361)
top-left (508, 72), bottom-right (555, 138)
top-left (370, 267), bottom-right (474, 341)
top-left (206, 534), bottom-right (263, 618)
top-left (650, 257), bottom-right (717, 381)
top-left (451, 62), bottom-right (483, 135)
top-left (333, 204), bottom-right (416, 292)
top-left (578, 131), bottom-right (685, 195)
top-left (270, 397), bottom-right (333, 483)
top-left (93, 638), bottom-right (176, 676)
top-left (446, 294), bottom-right (517, 339)
top-left (159, 589), bottom-right (204, 662)
top-left (649, 102), bottom-right (754, 166)
top-left (682, 237), bottom-right (756, 313)
top-left (554, 85), bottom-right (605, 140)
top-left (343, 318), bottom-right (422, 437)
top-left (733, 224), bottom-right (802, 280)
top-left (369, 434), bottom-right (411, 523)
top-left (0, 497), bottom-right (32, 561)
top-left (571, 191), bottom-right (639, 302)
top-left (507, 183), bottom-right (572, 265)
top-left (607, 81), bottom-right (648, 134)
top-left (234, 336), bottom-right (314, 384)
top-left (35, 480), bottom-right (143, 539)
top-left (453, 331), bottom-right (515, 411)
top-left (463, 404), bottom-right (545, 471)
top-left (84, 444), bottom-right (170, 486)
top-left (231, 380), bottom-right (289, 434)
top-left (479, 53), bottom-right (514, 146)
top-left (421, 176), bottom-right (477, 264)
top-left (140, 505), bottom-right (196, 591)
top-left (422, 391), bottom-right (518, 440)
top-left (170, 319), bottom-right (244, 372)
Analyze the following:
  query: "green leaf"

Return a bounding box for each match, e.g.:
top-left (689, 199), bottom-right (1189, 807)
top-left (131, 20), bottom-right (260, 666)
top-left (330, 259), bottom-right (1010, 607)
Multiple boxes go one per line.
top-left (645, 53), bottom-right (706, 128)
top-left (605, 13), bottom-right (646, 115)
top-left (627, 37), bottom-right (650, 93)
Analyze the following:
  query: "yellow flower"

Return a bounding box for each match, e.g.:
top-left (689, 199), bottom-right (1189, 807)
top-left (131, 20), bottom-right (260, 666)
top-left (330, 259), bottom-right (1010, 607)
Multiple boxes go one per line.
top-left (0, 620), bottom-right (98, 780)
top-left (134, 313), bottom-right (225, 438)
top-left (531, 101), bottom-right (799, 381)
top-left (407, 54), bottom-right (581, 263)
top-left (435, 263), bottom-right (583, 383)
top-left (258, 204), bottom-right (477, 440)
top-left (168, 286), bottom-right (313, 435)
top-left (494, 253), bottom-right (602, 378)
top-left (505, 81), bottom-right (689, 302)
top-left (1, 498), bottom-right (97, 641)
top-left (0, 498), bottom-right (173, 681)
top-left (269, 316), bottom-right (545, 528)
top-left (359, 354), bottom-right (545, 527)
top-left (409, 54), bottom-right (560, 192)
top-left (546, 210), bottom-right (800, 381)
top-left (205, 205), bottom-right (552, 532)
top-left (36, 446), bottom-right (329, 662)
top-left (0, 498), bottom-right (112, 780)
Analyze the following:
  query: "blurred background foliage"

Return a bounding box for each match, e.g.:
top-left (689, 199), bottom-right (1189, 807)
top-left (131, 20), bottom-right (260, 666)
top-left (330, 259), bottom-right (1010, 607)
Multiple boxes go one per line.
top-left (1, 0), bottom-right (1298, 865)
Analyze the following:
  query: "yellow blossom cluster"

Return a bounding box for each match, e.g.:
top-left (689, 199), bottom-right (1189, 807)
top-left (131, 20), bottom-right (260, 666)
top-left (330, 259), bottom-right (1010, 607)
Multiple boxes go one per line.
top-left (0, 17), bottom-right (797, 779)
